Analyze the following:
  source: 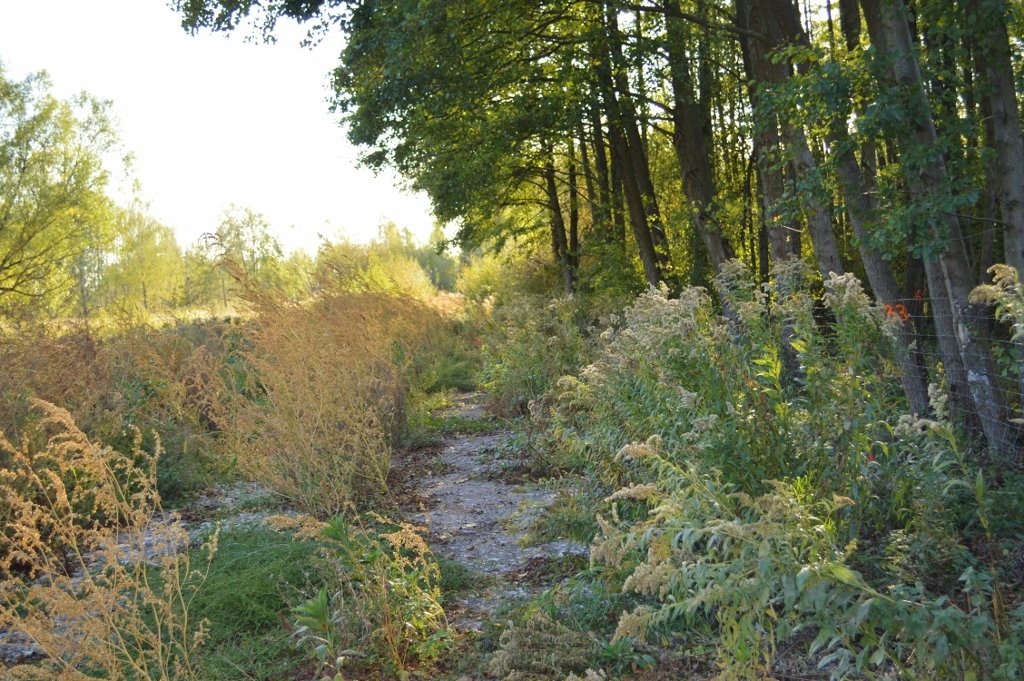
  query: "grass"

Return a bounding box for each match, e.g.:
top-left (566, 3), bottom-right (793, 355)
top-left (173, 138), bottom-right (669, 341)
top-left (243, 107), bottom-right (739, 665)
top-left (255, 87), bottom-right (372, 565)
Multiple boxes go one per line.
top-left (527, 489), bottom-right (599, 546)
top-left (187, 528), bottom-right (323, 680)
top-left (437, 556), bottom-right (479, 597)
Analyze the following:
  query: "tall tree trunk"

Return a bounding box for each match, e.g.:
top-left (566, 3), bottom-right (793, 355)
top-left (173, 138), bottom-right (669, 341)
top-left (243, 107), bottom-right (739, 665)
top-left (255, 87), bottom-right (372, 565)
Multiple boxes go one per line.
top-left (587, 107), bottom-right (614, 241)
top-left (814, 0), bottom-right (931, 414)
top-left (768, 0), bottom-right (846, 278)
top-left (568, 140), bottom-right (581, 272)
top-left (862, 0), bottom-right (1015, 452)
top-left (545, 154), bottom-right (576, 294)
top-left (578, 124), bottom-right (601, 239)
top-left (966, 0), bottom-right (1024, 278)
top-left (608, 133), bottom-right (628, 244)
top-left (664, 0), bottom-right (733, 272)
top-left (783, 123), bottom-right (845, 277)
top-left (596, 24), bottom-right (663, 286)
top-left (833, 144), bottom-right (931, 414)
top-left (967, 0), bottom-right (1024, 408)
top-left (737, 0), bottom-right (800, 266)
top-left (606, 4), bottom-right (673, 279)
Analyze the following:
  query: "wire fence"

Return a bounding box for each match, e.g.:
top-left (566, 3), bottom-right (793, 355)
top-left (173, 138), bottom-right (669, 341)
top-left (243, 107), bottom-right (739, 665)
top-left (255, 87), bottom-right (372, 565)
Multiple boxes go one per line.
top-left (869, 288), bottom-right (1024, 453)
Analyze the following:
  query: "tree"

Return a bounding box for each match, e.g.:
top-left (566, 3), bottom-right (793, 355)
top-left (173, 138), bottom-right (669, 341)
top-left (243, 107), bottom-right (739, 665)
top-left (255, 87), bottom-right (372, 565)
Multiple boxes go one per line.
top-left (212, 205), bottom-right (284, 288)
top-left (0, 64), bottom-right (119, 313)
top-left (102, 207), bottom-right (185, 312)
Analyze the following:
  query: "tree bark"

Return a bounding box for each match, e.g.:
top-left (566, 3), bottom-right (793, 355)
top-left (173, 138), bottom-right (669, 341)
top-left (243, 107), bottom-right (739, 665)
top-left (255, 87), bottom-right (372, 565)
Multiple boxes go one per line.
top-left (768, 0), bottom-right (846, 278)
top-left (736, 0), bottom-right (800, 266)
top-left (596, 23), bottom-right (663, 286)
top-left (664, 0), bottom-right (733, 272)
top-left (606, 4), bottom-right (673, 281)
top-left (588, 99), bottom-right (614, 241)
top-left (568, 140), bottom-right (581, 273)
top-left (833, 143), bottom-right (931, 414)
top-left (966, 0), bottom-right (1024, 278)
top-left (862, 0), bottom-right (1015, 452)
top-left (545, 154), bottom-right (576, 294)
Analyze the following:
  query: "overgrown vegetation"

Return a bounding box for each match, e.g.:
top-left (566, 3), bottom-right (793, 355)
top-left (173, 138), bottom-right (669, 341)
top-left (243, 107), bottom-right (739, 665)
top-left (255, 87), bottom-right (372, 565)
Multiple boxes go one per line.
top-left (0, 197), bottom-right (471, 678)
top-left (9, 0), bottom-right (1024, 678)
top-left (0, 402), bottom-right (216, 680)
top-left (475, 260), bottom-right (1024, 679)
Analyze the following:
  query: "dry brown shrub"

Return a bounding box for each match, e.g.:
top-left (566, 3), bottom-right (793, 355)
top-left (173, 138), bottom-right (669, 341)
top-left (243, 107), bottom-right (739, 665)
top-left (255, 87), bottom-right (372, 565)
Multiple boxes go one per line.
top-left (0, 400), bottom-right (214, 680)
top-left (0, 323), bottom-right (112, 437)
top-left (219, 290), bottom-right (439, 517)
top-left (0, 319), bottom-right (232, 503)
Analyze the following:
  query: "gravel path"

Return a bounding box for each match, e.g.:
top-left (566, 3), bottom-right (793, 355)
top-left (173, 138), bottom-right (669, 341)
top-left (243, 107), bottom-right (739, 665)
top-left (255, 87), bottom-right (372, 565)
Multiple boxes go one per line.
top-left (410, 394), bottom-right (586, 633)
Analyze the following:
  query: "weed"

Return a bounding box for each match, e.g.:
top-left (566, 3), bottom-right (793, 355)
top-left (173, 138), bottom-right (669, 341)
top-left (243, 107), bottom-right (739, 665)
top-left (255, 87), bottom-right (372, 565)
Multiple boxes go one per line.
top-left (187, 528), bottom-right (320, 681)
top-left (0, 401), bottom-right (215, 680)
top-left (437, 557), bottom-right (478, 596)
top-left (528, 490), bottom-right (599, 545)
top-left (218, 292), bottom-right (439, 517)
top-left (293, 514), bottom-right (453, 677)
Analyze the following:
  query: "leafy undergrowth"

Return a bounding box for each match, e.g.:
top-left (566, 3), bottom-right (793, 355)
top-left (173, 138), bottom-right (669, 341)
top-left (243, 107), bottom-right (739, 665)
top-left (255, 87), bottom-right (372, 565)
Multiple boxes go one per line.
top-left (186, 529), bottom-right (319, 681)
top-left (473, 262), bottom-right (1024, 680)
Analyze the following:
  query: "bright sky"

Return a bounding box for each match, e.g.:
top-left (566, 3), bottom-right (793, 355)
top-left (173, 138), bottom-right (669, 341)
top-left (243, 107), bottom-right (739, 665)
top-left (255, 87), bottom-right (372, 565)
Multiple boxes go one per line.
top-left (0, 0), bottom-right (436, 254)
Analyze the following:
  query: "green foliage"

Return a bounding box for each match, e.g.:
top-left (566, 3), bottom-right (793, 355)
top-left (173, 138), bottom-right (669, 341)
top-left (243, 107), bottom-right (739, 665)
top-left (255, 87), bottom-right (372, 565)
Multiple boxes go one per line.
top-left (189, 528), bottom-right (317, 681)
top-left (315, 222), bottom-right (459, 300)
top-left (0, 63), bottom-right (120, 316)
top-left (529, 490), bottom-right (599, 546)
top-left (100, 207), bottom-right (185, 314)
top-left (592, 437), bottom-right (1024, 679)
top-left (436, 556), bottom-right (478, 596)
top-left (295, 514), bottom-right (453, 677)
top-left (508, 261), bottom-right (1024, 677)
top-left (546, 261), bottom-right (906, 499)
top-left (482, 295), bottom-right (591, 415)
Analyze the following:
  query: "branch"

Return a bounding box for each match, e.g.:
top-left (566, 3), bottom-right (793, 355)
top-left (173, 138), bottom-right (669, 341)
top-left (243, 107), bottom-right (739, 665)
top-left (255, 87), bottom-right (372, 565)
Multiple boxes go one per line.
top-left (618, 1), bottom-right (766, 41)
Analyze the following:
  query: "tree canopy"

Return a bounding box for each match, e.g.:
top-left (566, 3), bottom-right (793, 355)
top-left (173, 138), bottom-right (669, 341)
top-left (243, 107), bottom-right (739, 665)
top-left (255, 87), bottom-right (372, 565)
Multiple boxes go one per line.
top-left (0, 64), bottom-right (119, 312)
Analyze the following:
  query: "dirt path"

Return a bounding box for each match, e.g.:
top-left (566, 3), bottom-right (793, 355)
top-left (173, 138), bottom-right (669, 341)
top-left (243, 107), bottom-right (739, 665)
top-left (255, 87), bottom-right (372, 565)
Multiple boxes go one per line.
top-left (409, 393), bottom-right (586, 633)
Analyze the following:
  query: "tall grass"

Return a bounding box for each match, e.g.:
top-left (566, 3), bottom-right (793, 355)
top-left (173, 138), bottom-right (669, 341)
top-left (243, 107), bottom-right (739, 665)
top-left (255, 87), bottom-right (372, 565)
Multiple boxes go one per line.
top-left (214, 288), bottom-right (455, 517)
top-left (0, 401), bottom-right (215, 680)
top-left (0, 318), bottom-right (231, 504)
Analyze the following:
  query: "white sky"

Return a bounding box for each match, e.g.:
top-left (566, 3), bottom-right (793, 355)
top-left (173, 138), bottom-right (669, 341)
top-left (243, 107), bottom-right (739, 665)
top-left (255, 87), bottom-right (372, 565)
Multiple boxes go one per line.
top-left (0, 0), bottom-right (437, 254)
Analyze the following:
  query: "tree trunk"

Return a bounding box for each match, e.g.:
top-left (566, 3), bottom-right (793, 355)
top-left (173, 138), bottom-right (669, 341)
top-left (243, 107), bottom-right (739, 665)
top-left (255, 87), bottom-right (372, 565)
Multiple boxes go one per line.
top-left (588, 100), bottom-right (614, 241)
top-left (664, 0), bottom-right (733, 272)
top-left (545, 154), bottom-right (576, 294)
top-left (862, 0), bottom-right (1015, 452)
top-left (596, 26), bottom-right (663, 286)
top-left (568, 140), bottom-right (581, 272)
top-left (966, 0), bottom-right (1024, 278)
top-left (737, 0), bottom-right (800, 266)
top-left (606, 4), bottom-right (673, 280)
top-left (833, 144), bottom-right (931, 414)
top-left (578, 124), bottom-right (601, 239)
top-left (822, 0), bottom-right (931, 414)
top-left (767, 0), bottom-right (846, 278)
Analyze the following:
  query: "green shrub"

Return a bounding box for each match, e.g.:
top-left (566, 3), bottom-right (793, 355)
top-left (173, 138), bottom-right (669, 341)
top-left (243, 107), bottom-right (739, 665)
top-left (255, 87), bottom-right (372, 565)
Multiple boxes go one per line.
top-left (482, 295), bottom-right (591, 415)
top-left (544, 261), bottom-right (1024, 678)
top-left (292, 514), bottom-right (453, 678)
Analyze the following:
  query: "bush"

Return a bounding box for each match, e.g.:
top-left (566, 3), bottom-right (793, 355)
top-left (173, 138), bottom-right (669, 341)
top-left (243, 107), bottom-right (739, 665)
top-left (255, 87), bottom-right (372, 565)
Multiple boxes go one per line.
top-left (482, 295), bottom-right (591, 415)
top-left (530, 260), bottom-right (1024, 678)
top-left (593, 435), bottom-right (1024, 678)
top-left (217, 291), bottom-right (439, 517)
top-left (292, 514), bottom-right (452, 678)
top-left (0, 401), bottom-right (214, 680)
top-left (0, 319), bottom-right (230, 505)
